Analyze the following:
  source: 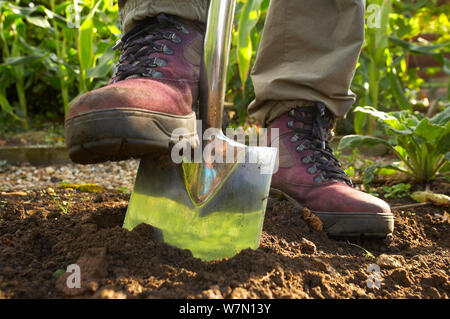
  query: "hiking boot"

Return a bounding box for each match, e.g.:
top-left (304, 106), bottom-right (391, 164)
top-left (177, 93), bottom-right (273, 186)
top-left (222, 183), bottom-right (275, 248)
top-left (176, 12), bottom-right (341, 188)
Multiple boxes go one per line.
top-left (65, 14), bottom-right (204, 164)
top-left (268, 103), bottom-right (394, 237)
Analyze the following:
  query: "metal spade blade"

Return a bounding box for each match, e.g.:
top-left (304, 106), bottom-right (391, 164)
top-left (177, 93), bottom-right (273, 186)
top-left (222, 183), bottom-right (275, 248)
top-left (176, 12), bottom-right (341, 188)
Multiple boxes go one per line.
top-left (123, 0), bottom-right (278, 261)
top-left (124, 131), bottom-right (277, 261)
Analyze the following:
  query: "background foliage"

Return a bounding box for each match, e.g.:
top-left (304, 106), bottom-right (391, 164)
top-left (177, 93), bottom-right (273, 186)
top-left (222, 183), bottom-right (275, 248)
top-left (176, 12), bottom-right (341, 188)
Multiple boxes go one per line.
top-left (0, 0), bottom-right (448, 134)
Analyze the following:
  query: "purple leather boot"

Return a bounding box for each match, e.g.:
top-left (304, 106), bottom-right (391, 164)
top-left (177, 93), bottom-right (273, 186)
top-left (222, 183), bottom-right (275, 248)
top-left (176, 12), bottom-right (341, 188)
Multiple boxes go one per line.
top-left (65, 14), bottom-right (204, 164)
top-left (268, 103), bottom-right (394, 237)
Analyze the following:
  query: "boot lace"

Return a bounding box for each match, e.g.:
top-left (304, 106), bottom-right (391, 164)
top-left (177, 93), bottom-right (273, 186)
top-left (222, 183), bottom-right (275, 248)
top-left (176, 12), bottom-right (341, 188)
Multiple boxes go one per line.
top-left (111, 14), bottom-right (189, 82)
top-left (287, 103), bottom-right (352, 186)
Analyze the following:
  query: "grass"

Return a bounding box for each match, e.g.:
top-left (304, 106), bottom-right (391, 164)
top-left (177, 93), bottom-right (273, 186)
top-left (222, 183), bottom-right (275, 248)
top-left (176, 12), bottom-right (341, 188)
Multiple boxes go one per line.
top-left (47, 188), bottom-right (73, 214)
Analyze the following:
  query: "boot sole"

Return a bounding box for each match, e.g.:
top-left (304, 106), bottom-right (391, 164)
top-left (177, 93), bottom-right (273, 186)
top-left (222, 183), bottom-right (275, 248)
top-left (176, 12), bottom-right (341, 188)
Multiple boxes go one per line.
top-left (270, 188), bottom-right (394, 237)
top-left (65, 108), bottom-right (198, 164)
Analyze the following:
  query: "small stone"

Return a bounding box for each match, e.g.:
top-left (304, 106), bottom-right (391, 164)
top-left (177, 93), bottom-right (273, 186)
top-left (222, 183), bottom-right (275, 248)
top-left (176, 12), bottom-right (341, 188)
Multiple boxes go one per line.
top-left (391, 269), bottom-right (413, 287)
top-left (230, 287), bottom-right (249, 299)
top-left (313, 258), bottom-right (338, 276)
top-left (93, 289), bottom-right (127, 299)
top-left (300, 237), bottom-right (317, 254)
top-left (202, 285), bottom-right (223, 299)
top-left (376, 254), bottom-right (404, 269)
top-left (50, 176), bottom-right (62, 183)
top-left (45, 167), bottom-right (55, 174)
top-left (86, 281), bottom-right (99, 292)
top-left (56, 247), bottom-right (108, 297)
top-left (1, 191), bottom-right (27, 196)
top-left (301, 208), bottom-right (323, 232)
top-left (383, 234), bottom-right (394, 246)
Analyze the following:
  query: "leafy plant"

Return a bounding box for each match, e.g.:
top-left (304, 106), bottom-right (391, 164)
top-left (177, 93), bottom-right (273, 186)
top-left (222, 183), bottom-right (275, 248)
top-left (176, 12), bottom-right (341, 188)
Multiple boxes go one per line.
top-left (381, 183), bottom-right (411, 199)
top-left (53, 268), bottom-right (66, 281)
top-left (226, 0), bottom-right (268, 126)
top-left (335, 148), bottom-right (376, 178)
top-left (0, 0), bottom-right (119, 127)
top-left (116, 186), bottom-right (129, 194)
top-left (0, 0), bottom-right (448, 133)
top-left (48, 188), bottom-right (72, 214)
top-left (347, 241), bottom-right (376, 260)
top-left (236, 0), bottom-right (263, 92)
top-left (0, 0), bottom-right (48, 128)
top-left (339, 106), bottom-right (450, 188)
top-left (351, 0), bottom-right (450, 135)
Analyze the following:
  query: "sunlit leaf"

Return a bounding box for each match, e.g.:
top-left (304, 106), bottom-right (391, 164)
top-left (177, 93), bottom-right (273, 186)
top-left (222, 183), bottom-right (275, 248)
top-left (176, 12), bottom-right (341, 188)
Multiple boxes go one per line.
top-left (236, 0), bottom-right (263, 90)
top-left (338, 134), bottom-right (392, 151)
top-left (2, 55), bottom-right (44, 66)
top-left (25, 16), bottom-right (51, 29)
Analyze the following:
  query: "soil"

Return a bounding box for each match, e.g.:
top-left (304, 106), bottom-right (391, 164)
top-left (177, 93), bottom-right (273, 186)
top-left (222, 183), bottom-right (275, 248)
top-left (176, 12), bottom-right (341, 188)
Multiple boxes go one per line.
top-left (0, 189), bottom-right (448, 299)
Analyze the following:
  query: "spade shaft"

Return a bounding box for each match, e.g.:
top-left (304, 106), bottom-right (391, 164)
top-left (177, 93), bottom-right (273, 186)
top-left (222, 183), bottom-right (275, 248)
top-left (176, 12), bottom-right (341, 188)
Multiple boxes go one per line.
top-left (199, 0), bottom-right (236, 130)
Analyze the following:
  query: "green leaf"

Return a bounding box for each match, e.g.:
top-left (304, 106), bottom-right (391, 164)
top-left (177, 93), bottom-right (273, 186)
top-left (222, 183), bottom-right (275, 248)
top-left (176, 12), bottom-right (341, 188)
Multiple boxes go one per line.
top-left (77, 0), bottom-right (103, 72)
top-left (435, 122), bottom-right (450, 155)
top-left (2, 55), bottom-right (44, 66)
top-left (236, 0), bottom-right (263, 90)
top-left (414, 118), bottom-right (446, 144)
top-left (444, 58), bottom-right (450, 76)
top-left (85, 46), bottom-right (115, 79)
top-left (388, 66), bottom-right (412, 111)
top-left (78, 16), bottom-right (94, 71)
top-left (338, 134), bottom-right (392, 151)
top-left (354, 106), bottom-right (412, 134)
top-left (0, 95), bottom-right (20, 120)
top-left (430, 106), bottom-right (450, 126)
top-left (377, 167), bottom-right (399, 176)
top-left (389, 36), bottom-right (450, 55)
top-left (389, 36), bottom-right (450, 65)
top-left (25, 16), bottom-right (51, 29)
top-left (6, 3), bottom-right (36, 16)
top-left (362, 164), bottom-right (402, 192)
top-left (353, 111), bottom-right (368, 135)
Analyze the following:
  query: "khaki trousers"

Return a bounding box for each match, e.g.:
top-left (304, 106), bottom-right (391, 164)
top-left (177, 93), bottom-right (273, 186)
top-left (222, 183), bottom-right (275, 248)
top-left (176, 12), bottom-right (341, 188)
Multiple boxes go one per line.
top-left (118, 0), bottom-right (365, 124)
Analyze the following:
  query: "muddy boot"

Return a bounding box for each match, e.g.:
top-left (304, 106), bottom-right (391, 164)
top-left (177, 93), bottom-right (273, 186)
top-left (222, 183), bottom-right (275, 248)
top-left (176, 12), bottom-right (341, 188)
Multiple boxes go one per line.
top-left (65, 14), bottom-right (204, 164)
top-left (268, 103), bottom-right (394, 237)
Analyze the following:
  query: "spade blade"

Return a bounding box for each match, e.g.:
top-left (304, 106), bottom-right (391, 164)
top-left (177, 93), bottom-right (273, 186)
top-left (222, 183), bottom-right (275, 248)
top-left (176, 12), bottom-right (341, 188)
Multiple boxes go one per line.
top-left (123, 132), bottom-right (277, 261)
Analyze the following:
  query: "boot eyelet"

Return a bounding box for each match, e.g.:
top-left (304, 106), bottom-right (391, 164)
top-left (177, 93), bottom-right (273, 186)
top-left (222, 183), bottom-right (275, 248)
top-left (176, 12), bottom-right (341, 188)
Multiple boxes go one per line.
top-left (119, 54), bottom-right (127, 63)
top-left (164, 32), bottom-right (181, 43)
top-left (307, 165), bottom-right (318, 174)
top-left (143, 70), bottom-right (163, 78)
top-left (287, 121), bottom-right (294, 128)
top-left (290, 135), bottom-right (299, 143)
top-left (296, 144), bottom-right (307, 152)
top-left (301, 156), bottom-right (311, 164)
top-left (152, 57), bottom-right (167, 67)
top-left (176, 24), bottom-right (190, 34)
top-left (112, 39), bottom-right (123, 51)
top-left (162, 45), bottom-right (173, 55)
top-left (314, 175), bottom-right (324, 183)
top-left (152, 70), bottom-right (163, 78)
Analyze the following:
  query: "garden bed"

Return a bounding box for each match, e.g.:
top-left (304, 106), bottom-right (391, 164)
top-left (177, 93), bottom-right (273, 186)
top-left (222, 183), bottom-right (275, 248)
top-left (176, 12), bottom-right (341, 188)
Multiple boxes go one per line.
top-left (0, 188), bottom-right (448, 299)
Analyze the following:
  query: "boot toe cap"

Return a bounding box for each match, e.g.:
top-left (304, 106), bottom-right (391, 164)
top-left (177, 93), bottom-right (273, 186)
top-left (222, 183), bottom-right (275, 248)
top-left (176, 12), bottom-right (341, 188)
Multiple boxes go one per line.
top-left (307, 182), bottom-right (391, 215)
